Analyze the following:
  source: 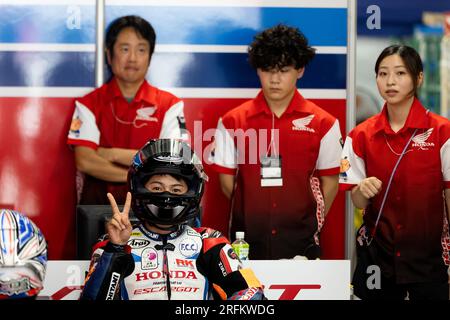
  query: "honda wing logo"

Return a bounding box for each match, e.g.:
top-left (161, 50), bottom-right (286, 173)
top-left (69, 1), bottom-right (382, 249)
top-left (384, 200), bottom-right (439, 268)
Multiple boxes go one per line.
top-left (412, 128), bottom-right (434, 150)
top-left (136, 106), bottom-right (158, 122)
top-left (292, 115), bottom-right (315, 133)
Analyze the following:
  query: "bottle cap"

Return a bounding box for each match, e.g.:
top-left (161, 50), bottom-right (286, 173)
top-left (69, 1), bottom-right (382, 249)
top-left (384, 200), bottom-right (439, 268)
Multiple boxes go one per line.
top-left (235, 231), bottom-right (245, 239)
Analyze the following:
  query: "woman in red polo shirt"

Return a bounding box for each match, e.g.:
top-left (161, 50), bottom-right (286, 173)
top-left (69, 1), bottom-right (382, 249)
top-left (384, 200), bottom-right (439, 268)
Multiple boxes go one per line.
top-left (340, 45), bottom-right (450, 300)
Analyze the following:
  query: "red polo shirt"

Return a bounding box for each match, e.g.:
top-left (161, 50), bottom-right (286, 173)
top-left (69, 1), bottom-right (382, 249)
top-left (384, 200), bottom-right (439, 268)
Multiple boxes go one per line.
top-left (340, 98), bottom-right (450, 283)
top-left (213, 90), bottom-right (342, 259)
top-left (67, 77), bottom-right (184, 204)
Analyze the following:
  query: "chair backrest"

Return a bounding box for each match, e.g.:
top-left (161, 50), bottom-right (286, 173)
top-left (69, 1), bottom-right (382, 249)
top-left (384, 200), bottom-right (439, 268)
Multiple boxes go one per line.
top-left (76, 205), bottom-right (140, 260)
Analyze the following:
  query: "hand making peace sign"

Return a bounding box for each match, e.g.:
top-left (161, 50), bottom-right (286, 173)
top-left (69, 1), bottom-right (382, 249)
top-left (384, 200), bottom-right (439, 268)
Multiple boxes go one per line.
top-left (106, 192), bottom-right (133, 245)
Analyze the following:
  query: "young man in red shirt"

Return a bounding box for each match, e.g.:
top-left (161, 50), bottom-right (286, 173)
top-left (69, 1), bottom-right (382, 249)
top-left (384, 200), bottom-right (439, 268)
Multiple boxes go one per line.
top-left (212, 25), bottom-right (342, 260)
top-left (68, 16), bottom-right (185, 204)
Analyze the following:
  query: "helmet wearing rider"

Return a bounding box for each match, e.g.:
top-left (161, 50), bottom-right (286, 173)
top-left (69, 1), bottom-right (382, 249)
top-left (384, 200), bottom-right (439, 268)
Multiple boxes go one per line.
top-left (0, 209), bottom-right (47, 299)
top-left (128, 139), bottom-right (208, 231)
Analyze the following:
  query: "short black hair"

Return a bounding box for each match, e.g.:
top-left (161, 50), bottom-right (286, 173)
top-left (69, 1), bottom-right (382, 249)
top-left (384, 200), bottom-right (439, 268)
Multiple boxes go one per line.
top-left (248, 24), bottom-right (316, 70)
top-left (105, 15), bottom-right (156, 60)
top-left (375, 45), bottom-right (423, 97)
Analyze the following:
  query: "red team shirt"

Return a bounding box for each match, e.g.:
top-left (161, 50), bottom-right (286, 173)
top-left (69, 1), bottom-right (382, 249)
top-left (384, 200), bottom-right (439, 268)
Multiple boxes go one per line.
top-left (340, 98), bottom-right (450, 283)
top-left (67, 78), bottom-right (184, 203)
top-left (213, 90), bottom-right (342, 259)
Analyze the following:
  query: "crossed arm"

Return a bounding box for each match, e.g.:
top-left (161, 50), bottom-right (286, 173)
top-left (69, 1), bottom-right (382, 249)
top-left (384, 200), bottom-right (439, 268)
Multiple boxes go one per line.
top-left (74, 146), bottom-right (137, 182)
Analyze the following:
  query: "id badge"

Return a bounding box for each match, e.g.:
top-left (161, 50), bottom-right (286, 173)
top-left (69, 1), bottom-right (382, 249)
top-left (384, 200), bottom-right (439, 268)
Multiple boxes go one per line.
top-left (260, 156), bottom-right (282, 187)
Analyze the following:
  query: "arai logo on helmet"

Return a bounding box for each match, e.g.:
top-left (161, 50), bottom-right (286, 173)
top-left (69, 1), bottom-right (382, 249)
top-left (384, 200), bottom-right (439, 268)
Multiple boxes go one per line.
top-left (127, 239), bottom-right (151, 249)
top-left (155, 155), bottom-right (183, 163)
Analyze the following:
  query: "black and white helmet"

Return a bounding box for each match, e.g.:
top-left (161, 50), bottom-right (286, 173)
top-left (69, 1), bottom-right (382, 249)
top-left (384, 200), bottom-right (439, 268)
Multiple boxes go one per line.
top-left (128, 139), bottom-right (208, 226)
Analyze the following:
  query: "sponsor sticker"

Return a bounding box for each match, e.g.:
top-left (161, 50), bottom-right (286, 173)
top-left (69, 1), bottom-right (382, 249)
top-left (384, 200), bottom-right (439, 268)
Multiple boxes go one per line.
top-left (227, 248), bottom-right (238, 260)
top-left (141, 248), bottom-right (158, 270)
top-left (106, 272), bottom-right (120, 300)
top-left (128, 238), bottom-right (151, 249)
top-left (179, 238), bottom-right (200, 258)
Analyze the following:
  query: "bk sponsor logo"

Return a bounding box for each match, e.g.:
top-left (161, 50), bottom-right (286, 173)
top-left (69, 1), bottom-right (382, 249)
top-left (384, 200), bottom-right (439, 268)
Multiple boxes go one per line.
top-left (176, 258), bottom-right (195, 268)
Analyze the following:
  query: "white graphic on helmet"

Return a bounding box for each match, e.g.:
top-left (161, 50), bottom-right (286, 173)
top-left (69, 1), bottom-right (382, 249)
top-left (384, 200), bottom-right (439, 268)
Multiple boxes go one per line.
top-left (0, 209), bottom-right (47, 298)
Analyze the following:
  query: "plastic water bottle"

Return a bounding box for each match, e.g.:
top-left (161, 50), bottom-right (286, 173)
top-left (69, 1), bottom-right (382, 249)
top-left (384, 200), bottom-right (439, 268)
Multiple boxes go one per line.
top-left (232, 231), bottom-right (249, 260)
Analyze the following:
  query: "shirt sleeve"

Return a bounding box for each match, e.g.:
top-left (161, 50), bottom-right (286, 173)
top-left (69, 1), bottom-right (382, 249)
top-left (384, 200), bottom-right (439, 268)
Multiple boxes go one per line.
top-left (67, 100), bottom-right (100, 149)
top-left (211, 117), bottom-right (238, 175)
top-left (316, 119), bottom-right (342, 176)
top-left (159, 100), bottom-right (188, 140)
top-left (441, 137), bottom-right (450, 188)
top-left (339, 134), bottom-right (367, 190)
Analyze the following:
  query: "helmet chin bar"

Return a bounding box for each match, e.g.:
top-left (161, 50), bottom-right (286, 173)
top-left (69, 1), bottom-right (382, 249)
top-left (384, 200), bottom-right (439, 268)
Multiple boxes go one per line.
top-left (143, 202), bottom-right (187, 232)
top-left (144, 222), bottom-right (181, 233)
top-left (146, 203), bottom-right (185, 221)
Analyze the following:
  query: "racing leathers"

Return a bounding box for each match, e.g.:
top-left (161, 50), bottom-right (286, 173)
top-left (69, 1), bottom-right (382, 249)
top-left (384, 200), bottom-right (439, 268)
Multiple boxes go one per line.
top-left (80, 224), bottom-right (264, 300)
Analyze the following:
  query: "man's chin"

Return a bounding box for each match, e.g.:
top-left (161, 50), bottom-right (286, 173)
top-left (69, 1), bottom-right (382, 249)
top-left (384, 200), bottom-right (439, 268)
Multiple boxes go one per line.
top-left (119, 75), bottom-right (145, 85)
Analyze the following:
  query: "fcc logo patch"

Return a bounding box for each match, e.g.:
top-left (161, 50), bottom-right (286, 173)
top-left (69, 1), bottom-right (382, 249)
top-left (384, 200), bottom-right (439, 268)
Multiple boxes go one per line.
top-left (179, 238), bottom-right (200, 258)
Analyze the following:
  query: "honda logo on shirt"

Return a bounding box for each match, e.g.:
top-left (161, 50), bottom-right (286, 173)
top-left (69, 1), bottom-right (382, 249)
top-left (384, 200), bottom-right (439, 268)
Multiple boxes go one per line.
top-left (412, 128), bottom-right (435, 150)
top-left (136, 106), bottom-right (158, 122)
top-left (292, 115), bottom-right (315, 133)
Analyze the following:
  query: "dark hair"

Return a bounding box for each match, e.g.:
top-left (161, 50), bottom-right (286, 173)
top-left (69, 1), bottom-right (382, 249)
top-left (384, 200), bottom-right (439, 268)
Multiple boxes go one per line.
top-left (248, 24), bottom-right (316, 70)
top-left (105, 15), bottom-right (156, 61)
top-left (375, 45), bottom-right (423, 97)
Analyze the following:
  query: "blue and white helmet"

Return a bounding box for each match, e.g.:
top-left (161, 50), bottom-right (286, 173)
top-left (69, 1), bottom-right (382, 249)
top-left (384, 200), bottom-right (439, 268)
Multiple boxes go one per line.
top-left (0, 209), bottom-right (47, 299)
